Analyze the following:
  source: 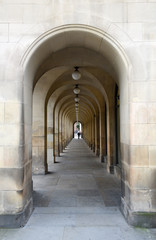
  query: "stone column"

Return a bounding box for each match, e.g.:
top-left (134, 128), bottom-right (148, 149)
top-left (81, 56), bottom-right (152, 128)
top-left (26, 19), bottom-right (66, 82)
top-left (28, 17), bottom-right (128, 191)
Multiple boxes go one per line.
top-left (100, 109), bottom-right (107, 162)
top-left (88, 121), bottom-right (92, 147)
top-left (92, 116), bottom-right (95, 152)
top-left (0, 74), bottom-right (33, 227)
top-left (47, 105), bottom-right (53, 170)
top-left (95, 114), bottom-right (100, 156)
top-left (120, 76), bottom-right (156, 227)
top-left (32, 97), bottom-right (46, 174)
top-left (59, 114), bottom-right (63, 153)
top-left (53, 109), bottom-right (59, 163)
top-left (106, 103), bottom-right (115, 173)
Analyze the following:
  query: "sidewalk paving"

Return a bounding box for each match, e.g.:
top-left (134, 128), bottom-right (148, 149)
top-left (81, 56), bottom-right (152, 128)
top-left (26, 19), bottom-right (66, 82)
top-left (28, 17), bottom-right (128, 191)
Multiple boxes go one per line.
top-left (0, 139), bottom-right (156, 240)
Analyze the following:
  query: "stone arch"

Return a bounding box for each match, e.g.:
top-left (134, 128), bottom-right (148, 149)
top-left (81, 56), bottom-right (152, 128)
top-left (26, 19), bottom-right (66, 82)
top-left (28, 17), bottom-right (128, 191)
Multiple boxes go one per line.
top-left (1, 21), bottom-right (151, 229)
top-left (22, 24), bottom-right (131, 225)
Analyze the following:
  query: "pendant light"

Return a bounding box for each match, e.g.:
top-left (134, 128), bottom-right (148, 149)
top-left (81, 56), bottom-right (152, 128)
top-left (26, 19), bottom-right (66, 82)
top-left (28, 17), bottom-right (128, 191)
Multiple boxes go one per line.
top-left (72, 67), bottom-right (81, 80)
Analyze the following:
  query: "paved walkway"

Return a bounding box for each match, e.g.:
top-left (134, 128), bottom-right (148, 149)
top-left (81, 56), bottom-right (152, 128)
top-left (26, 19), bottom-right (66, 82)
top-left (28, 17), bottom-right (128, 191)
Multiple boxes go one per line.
top-left (0, 139), bottom-right (156, 239)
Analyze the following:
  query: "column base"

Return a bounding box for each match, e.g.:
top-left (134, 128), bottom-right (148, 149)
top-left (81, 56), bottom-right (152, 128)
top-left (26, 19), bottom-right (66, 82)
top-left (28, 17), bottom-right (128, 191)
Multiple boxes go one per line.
top-left (100, 155), bottom-right (107, 163)
top-left (92, 145), bottom-right (95, 152)
top-left (32, 168), bottom-right (46, 175)
top-left (96, 149), bottom-right (100, 156)
top-left (114, 165), bottom-right (121, 179)
top-left (121, 198), bottom-right (156, 228)
top-left (45, 163), bottom-right (48, 174)
top-left (53, 155), bottom-right (56, 163)
top-left (0, 198), bottom-right (33, 228)
top-left (106, 164), bottom-right (114, 174)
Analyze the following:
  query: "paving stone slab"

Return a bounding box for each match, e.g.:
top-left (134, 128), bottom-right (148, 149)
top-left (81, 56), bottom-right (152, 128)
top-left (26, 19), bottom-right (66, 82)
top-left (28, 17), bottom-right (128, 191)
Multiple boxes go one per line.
top-left (1, 227), bottom-right (64, 240)
top-left (33, 206), bottom-right (120, 214)
top-left (63, 226), bottom-right (123, 240)
top-left (27, 213), bottom-right (76, 227)
top-left (7, 138), bottom-right (154, 240)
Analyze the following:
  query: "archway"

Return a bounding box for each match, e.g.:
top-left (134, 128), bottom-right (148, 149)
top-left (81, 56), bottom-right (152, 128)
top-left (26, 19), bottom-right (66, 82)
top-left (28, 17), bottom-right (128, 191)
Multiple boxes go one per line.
top-left (27, 25), bottom-right (130, 226)
top-left (2, 23), bottom-right (154, 228)
top-left (74, 122), bottom-right (83, 139)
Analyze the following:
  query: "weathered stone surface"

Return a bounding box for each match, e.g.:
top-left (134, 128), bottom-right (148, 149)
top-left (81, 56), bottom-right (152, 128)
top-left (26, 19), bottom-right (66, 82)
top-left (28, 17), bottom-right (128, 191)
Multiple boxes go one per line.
top-left (0, 103), bottom-right (4, 124)
top-left (121, 197), bottom-right (156, 228)
top-left (3, 191), bottom-right (24, 213)
top-left (0, 168), bottom-right (24, 191)
top-left (0, 146), bottom-right (24, 168)
top-left (0, 124), bottom-right (23, 146)
top-left (129, 146), bottom-right (149, 167)
top-left (149, 146), bottom-right (156, 166)
top-left (0, 198), bottom-right (33, 228)
top-left (151, 190), bottom-right (156, 210)
top-left (0, 0), bottom-right (156, 230)
top-left (32, 136), bottom-right (44, 147)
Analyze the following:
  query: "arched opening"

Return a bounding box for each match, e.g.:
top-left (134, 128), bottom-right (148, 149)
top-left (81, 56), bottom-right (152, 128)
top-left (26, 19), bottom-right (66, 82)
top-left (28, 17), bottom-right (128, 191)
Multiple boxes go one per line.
top-left (74, 122), bottom-right (82, 139)
top-left (24, 25), bottom-right (130, 224)
top-left (26, 26), bottom-right (130, 226)
top-left (4, 24), bottom-right (147, 228)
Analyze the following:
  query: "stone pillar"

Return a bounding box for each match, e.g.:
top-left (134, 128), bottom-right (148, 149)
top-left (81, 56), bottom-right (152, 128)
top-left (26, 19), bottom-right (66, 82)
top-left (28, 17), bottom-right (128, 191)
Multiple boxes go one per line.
top-left (53, 110), bottom-right (58, 163)
top-left (47, 106), bottom-right (53, 170)
top-left (54, 111), bottom-right (60, 156)
top-left (95, 114), bottom-right (100, 156)
top-left (120, 78), bottom-right (156, 227)
top-left (32, 92), bottom-right (47, 175)
top-left (88, 121), bottom-right (92, 147)
top-left (58, 116), bottom-right (61, 156)
top-left (0, 79), bottom-right (33, 227)
top-left (92, 116), bottom-right (95, 152)
top-left (61, 115), bottom-right (65, 150)
top-left (83, 122), bottom-right (89, 146)
top-left (106, 103), bottom-right (115, 173)
top-left (100, 109), bottom-right (107, 162)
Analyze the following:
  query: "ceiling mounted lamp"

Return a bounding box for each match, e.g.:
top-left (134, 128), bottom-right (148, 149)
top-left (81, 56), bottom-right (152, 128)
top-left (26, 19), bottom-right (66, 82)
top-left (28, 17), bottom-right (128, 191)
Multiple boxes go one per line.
top-left (75, 103), bottom-right (79, 107)
top-left (73, 84), bottom-right (80, 94)
top-left (75, 95), bottom-right (80, 103)
top-left (72, 66), bottom-right (81, 80)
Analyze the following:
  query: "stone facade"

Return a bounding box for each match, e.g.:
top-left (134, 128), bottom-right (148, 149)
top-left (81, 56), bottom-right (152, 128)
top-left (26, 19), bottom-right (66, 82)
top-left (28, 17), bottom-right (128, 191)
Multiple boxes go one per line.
top-left (0, 0), bottom-right (156, 228)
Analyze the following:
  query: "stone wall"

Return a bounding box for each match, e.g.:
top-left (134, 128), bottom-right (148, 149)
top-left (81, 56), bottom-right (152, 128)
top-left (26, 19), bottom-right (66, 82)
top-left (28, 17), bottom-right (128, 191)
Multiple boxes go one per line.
top-left (0, 0), bottom-right (156, 228)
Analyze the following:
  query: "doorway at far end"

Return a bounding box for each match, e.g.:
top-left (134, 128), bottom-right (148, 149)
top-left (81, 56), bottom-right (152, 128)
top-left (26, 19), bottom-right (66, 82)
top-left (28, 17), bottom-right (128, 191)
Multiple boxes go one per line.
top-left (74, 122), bottom-right (82, 139)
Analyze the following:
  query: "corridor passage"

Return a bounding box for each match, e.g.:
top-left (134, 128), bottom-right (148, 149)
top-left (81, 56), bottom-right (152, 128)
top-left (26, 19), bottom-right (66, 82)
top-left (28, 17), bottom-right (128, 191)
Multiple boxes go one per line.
top-left (33, 138), bottom-right (121, 208)
top-left (0, 139), bottom-right (155, 239)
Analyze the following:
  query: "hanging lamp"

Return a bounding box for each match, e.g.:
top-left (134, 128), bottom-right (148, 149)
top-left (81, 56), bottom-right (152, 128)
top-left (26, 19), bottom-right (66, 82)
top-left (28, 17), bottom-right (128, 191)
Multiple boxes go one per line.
top-left (72, 67), bottom-right (81, 80)
top-left (73, 84), bottom-right (80, 94)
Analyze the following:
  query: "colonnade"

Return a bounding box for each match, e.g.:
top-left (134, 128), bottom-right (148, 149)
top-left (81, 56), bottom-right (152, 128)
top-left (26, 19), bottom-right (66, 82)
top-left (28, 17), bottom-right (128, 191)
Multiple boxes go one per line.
top-left (32, 64), bottom-right (118, 176)
top-left (0, 24), bottom-right (155, 228)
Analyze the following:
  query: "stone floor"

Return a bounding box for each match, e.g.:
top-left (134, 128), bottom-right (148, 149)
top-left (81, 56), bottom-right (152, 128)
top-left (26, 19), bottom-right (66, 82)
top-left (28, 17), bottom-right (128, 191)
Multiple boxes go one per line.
top-left (0, 139), bottom-right (156, 239)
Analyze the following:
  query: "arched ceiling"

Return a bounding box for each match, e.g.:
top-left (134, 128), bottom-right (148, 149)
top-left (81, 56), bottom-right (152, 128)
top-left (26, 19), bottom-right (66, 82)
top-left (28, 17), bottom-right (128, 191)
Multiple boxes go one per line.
top-left (32, 30), bottom-right (119, 127)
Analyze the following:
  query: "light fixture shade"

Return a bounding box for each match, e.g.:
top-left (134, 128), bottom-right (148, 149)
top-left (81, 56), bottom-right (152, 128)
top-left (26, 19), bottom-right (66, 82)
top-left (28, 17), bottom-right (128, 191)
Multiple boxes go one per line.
top-left (73, 86), bottom-right (80, 94)
top-left (75, 103), bottom-right (79, 107)
top-left (75, 97), bottom-right (80, 102)
top-left (72, 67), bottom-right (81, 80)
